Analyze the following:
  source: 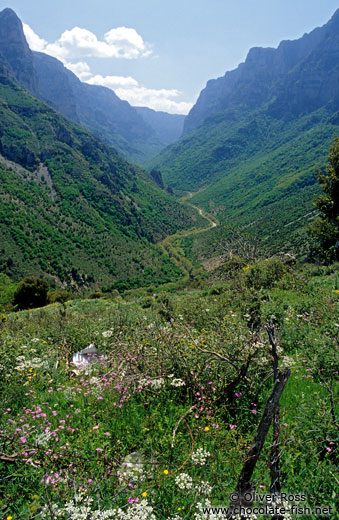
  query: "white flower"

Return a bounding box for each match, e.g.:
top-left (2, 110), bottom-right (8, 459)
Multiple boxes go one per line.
top-left (196, 481), bottom-right (213, 496)
top-left (102, 330), bottom-right (113, 338)
top-left (115, 499), bottom-right (157, 520)
top-left (35, 430), bottom-right (52, 447)
top-left (170, 378), bottom-right (185, 387)
top-left (192, 447), bottom-right (211, 466)
top-left (175, 472), bottom-right (193, 490)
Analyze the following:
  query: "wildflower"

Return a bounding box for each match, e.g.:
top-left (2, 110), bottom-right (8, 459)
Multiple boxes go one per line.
top-left (229, 424), bottom-right (237, 429)
top-left (142, 492), bottom-right (147, 497)
top-left (192, 447), bottom-right (211, 466)
top-left (171, 378), bottom-right (185, 387)
top-left (204, 426), bottom-right (210, 432)
top-left (102, 330), bottom-right (113, 338)
top-left (196, 480), bottom-right (213, 495)
top-left (175, 472), bottom-right (193, 490)
top-left (163, 469), bottom-right (169, 475)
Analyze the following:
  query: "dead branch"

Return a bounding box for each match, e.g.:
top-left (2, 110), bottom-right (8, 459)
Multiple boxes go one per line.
top-left (171, 406), bottom-right (196, 448)
top-left (227, 367), bottom-right (291, 518)
top-left (0, 451), bottom-right (41, 468)
top-left (266, 322), bottom-right (281, 498)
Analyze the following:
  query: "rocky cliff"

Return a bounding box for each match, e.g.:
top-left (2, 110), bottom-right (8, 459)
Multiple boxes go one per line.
top-left (184, 8), bottom-right (339, 134)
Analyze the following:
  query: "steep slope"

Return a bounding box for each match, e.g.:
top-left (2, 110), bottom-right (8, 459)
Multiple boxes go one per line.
top-left (135, 106), bottom-right (185, 145)
top-left (150, 10), bottom-right (339, 253)
top-left (0, 8), bottom-right (39, 96)
top-left (0, 73), bottom-right (203, 288)
top-left (183, 9), bottom-right (339, 134)
top-left (33, 51), bottom-right (162, 163)
top-left (0, 8), bottom-right (170, 164)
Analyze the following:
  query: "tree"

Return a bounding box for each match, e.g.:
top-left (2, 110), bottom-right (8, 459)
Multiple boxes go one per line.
top-left (310, 136), bottom-right (339, 261)
top-left (14, 276), bottom-right (49, 310)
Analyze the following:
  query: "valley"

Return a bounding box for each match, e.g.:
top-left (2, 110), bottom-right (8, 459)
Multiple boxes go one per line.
top-left (0, 5), bottom-right (338, 520)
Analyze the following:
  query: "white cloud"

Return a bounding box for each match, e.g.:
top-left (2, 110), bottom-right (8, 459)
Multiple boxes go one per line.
top-left (64, 61), bottom-right (92, 80)
top-left (23, 23), bottom-right (47, 52)
top-left (22, 23), bottom-right (192, 114)
top-left (23, 24), bottom-right (151, 62)
top-left (87, 74), bottom-right (139, 88)
top-left (87, 76), bottom-right (192, 114)
top-left (114, 85), bottom-right (193, 114)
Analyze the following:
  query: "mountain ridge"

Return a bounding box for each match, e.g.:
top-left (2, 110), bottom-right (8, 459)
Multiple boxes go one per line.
top-left (150, 9), bottom-right (339, 255)
top-left (0, 65), bottom-right (203, 287)
top-left (183, 8), bottom-right (339, 134)
top-left (0, 8), bottom-right (184, 164)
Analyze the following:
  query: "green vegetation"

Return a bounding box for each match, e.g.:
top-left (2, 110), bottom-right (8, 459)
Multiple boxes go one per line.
top-left (0, 260), bottom-right (338, 519)
top-left (14, 276), bottom-right (49, 310)
top-left (150, 105), bottom-right (339, 256)
top-left (310, 136), bottom-right (339, 262)
top-left (0, 75), bottom-right (204, 288)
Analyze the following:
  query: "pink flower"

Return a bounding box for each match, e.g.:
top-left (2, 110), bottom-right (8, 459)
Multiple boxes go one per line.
top-left (93, 425), bottom-right (99, 430)
top-left (229, 424), bottom-right (237, 429)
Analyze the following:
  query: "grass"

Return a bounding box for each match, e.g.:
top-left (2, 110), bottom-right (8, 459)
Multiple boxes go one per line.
top-left (0, 261), bottom-right (338, 519)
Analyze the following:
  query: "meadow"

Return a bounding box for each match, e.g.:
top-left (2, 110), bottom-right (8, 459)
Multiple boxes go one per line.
top-left (0, 259), bottom-right (338, 519)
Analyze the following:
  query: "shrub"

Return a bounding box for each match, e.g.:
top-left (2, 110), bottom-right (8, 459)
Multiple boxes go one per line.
top-left (245, 257), bottom-right (289, 289)
top-left (47, 289), bottom-right (71, 304)
top-left (14, 276), bottom-right (49, 310)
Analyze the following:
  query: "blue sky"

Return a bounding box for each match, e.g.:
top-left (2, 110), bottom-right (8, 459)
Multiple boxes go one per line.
top-left (1, 0), bottom-right (338, 113)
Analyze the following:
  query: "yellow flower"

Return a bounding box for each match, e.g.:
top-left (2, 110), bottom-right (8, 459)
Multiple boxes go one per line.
top-left (142, 492), bottom-right (147, 497)
top-left (204, 426), bottom-right (210, 432)
top-left (29, 367), bottom-right (33, 372)
top-left (178, 507), bottom-right (182, 511)
top-left (7, 516), bottom-right (13, 520)
top-left (163, 469), bottom-right (169, 475)
top-left (333, 289), bottom-right (339, 294)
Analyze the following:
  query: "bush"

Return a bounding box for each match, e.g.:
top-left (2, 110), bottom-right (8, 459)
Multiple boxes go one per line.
top-left (14, 276), bottom-right (49, 310)
top-left (47, 289), bottom-right (71, 304)
top-left (0, 274), bottom-right (17, 311)
top-left (245, 257), bottom-right (289, 289)
top-left (221, 255), bottom-right (247, 278)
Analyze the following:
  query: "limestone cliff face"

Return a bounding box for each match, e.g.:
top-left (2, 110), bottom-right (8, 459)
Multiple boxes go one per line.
top-left (184, 9), bottom-right (339, 134)
top-left (33, 52), bottom-right (79, 121)
top-left (0, 8), bottom-right (39, 95)
top-left (33, 51), bottom-right (155, 151)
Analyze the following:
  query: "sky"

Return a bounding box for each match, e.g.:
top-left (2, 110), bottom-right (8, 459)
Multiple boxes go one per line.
top-left (1, 0), bottom-right (338, 114)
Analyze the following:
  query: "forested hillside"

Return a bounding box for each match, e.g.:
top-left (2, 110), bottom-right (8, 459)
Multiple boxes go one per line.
top-left (0, 73), bottom-right (203, 288)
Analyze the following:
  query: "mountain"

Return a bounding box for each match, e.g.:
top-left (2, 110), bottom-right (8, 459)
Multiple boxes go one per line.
top-left (135, 107), bottom-right (185, 146)
top-left (0, 8), bottom-right (181, 164)
top-left (0, 8), bottom-right (38, 96)
top-left (0, 70), bottom-right (203, 289)
top-left (150, 9), bottom-right (339, 254)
